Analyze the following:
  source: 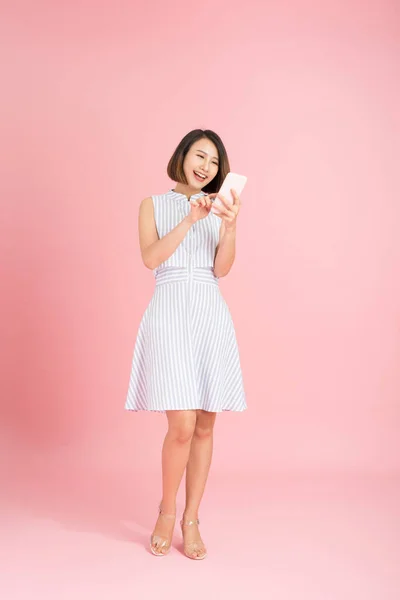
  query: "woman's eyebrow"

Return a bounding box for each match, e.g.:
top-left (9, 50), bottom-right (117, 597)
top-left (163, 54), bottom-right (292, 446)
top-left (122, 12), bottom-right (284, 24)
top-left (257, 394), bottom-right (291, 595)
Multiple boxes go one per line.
top-left (195, 149), bottom-right (219, 161)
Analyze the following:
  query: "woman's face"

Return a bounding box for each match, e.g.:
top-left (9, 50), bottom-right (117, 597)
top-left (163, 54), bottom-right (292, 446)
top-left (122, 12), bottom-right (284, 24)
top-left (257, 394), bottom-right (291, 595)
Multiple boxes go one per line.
top-left (183, 138), bottom-right (219, 189)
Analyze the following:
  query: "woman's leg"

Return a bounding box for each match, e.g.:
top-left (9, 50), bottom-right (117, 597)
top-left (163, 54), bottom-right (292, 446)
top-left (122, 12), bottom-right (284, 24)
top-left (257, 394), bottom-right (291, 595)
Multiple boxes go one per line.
top-left (151, 409), bottom-right (197, 554)
top-left (181, 409), bottom-right (217, 557)
top-left (184, 409), bottom-right (217, 516)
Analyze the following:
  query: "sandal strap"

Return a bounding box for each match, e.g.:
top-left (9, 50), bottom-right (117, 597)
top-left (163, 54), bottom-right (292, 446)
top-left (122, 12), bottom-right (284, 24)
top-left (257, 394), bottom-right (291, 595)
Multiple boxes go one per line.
top-left (183, 539), bottom-right (205, 552)
top-left (158, 504), bottom-right (176, 519)
top-left (180, 517), bottom-right (200, 526)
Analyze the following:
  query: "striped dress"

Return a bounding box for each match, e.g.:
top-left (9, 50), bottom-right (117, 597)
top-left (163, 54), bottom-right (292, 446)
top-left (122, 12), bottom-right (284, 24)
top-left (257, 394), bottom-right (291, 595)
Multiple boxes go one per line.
top-left (124, 189), bottom-right (247, 413)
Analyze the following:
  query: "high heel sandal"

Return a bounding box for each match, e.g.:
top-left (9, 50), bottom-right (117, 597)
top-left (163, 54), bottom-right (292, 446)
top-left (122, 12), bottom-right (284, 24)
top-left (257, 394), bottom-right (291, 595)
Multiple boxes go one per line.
top-left (150, 505), bottom-right (176, 556)
top-left (180, 516), bottom-right (208, 560)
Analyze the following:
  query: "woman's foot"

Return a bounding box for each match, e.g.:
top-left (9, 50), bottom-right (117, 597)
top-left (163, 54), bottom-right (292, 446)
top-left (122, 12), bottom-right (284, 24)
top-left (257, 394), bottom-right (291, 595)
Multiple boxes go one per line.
top-left (150, 505), bottom-right (176, 556)
top-left (180, 513), bottom-right (207, 559)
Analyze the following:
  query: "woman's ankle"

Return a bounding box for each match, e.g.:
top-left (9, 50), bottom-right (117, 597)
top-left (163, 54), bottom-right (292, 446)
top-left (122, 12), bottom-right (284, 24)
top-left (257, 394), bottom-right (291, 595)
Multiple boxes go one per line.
top-left (160, 499), bottom-right (177, 515)
top-left (182, 509), bottom-right (199, 521)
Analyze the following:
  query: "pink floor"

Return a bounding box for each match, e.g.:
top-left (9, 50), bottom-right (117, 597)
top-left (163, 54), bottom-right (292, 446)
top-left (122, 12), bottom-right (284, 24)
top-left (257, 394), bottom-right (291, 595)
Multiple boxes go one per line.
top-left (1, 452), bottom-right (399, 600)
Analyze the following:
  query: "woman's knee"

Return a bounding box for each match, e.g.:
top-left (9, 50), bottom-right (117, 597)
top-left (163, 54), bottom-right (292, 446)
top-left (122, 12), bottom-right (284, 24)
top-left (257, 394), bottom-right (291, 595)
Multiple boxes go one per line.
top-left (194, 410), bottom-right (217, 439)
top-left (167, 410), bottom-right (197, 444)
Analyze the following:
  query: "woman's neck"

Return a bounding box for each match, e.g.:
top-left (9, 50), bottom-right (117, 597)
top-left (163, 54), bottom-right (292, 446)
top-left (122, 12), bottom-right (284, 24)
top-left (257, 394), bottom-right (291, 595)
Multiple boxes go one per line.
top-left (173, 182), bottom-right (203, 199)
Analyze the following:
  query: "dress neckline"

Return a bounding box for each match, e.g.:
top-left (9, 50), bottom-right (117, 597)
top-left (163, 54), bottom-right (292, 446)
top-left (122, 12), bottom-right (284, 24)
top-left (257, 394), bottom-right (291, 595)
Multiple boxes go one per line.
top-left (167, 189), bottom-right (206, 203)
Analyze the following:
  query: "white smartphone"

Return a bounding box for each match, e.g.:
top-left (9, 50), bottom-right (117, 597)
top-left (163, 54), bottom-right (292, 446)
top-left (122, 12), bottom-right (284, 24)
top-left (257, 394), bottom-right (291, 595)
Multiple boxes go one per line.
top-left (212, 172), bottom-right (247, 209)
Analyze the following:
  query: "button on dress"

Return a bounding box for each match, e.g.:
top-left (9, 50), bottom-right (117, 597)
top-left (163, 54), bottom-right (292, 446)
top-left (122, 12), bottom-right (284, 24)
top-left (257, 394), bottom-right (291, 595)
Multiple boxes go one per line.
top-left (124, 189), bottom-right (247, 413)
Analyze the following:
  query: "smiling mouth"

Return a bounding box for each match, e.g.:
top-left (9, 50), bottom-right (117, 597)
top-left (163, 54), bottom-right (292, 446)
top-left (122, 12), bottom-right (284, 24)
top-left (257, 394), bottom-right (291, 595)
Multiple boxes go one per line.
top-left (193, 171), bottom-right (207, 181)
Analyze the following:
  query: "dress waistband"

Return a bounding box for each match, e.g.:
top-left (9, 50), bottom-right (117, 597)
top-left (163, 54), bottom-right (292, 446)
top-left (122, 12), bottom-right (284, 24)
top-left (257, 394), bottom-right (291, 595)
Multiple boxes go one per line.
top-left (155, 266), bottom-right (219, 286)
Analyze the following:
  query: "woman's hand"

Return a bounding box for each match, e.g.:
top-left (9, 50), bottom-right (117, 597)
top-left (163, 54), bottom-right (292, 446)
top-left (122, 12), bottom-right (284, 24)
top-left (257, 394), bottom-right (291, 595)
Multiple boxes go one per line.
top-left (188, 193), bottom-right (218, 224)
top-left (210, 189), bottom-right (241, 231)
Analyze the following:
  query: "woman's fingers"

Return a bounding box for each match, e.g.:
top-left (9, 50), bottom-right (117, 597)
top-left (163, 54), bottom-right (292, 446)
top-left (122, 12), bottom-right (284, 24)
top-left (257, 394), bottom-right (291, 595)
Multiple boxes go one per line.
top-left (198, 196), bottom-right (213, 209)
top-left (215, 193), bottom-right (233, 210)
top-left (212, 203), bottom-right (231, 216)
top-left (230, 189), bottom-right (241, 206)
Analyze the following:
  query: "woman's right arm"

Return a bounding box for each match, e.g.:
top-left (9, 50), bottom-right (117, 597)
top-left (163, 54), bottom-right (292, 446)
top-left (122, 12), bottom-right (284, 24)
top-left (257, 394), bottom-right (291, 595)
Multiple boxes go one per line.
top-left (139, 196), bottom-right (194, 270)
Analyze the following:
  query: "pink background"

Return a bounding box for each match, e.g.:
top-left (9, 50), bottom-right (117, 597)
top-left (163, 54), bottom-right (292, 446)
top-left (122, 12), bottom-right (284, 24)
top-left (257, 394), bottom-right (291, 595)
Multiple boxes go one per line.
top-left (1, 1), bottom-right (399, 598)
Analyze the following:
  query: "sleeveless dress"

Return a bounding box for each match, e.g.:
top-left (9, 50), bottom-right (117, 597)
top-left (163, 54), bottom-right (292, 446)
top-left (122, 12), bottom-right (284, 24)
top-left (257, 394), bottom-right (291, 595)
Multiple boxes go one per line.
top-left (124, 189), bottom-right (247, 413)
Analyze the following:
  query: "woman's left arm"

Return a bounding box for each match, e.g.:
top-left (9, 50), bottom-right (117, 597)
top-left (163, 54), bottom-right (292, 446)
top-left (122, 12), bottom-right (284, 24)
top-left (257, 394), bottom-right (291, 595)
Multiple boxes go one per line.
top-left (212, 189), bottom-right (241, 278)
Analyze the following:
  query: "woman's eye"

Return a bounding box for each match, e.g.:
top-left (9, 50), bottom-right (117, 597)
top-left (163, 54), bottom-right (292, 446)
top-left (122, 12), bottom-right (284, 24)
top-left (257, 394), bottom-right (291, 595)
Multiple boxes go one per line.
top-left (197, 154), bottom-right (218, 166)
top-left (196, 154), bottom-right (218, 167)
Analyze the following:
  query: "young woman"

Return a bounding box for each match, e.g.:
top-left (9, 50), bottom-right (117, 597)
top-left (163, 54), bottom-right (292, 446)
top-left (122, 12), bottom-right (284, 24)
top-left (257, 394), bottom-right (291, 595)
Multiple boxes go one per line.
top-left (125, 129), bottom-right (247, 560)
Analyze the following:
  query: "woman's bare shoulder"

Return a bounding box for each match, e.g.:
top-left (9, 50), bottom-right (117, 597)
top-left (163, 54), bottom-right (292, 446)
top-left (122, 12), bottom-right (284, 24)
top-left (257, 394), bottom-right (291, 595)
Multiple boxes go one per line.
top-left (139, 196), bottom-right (155, 214)
top-left (140, 195), bottom-right (153, 206)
